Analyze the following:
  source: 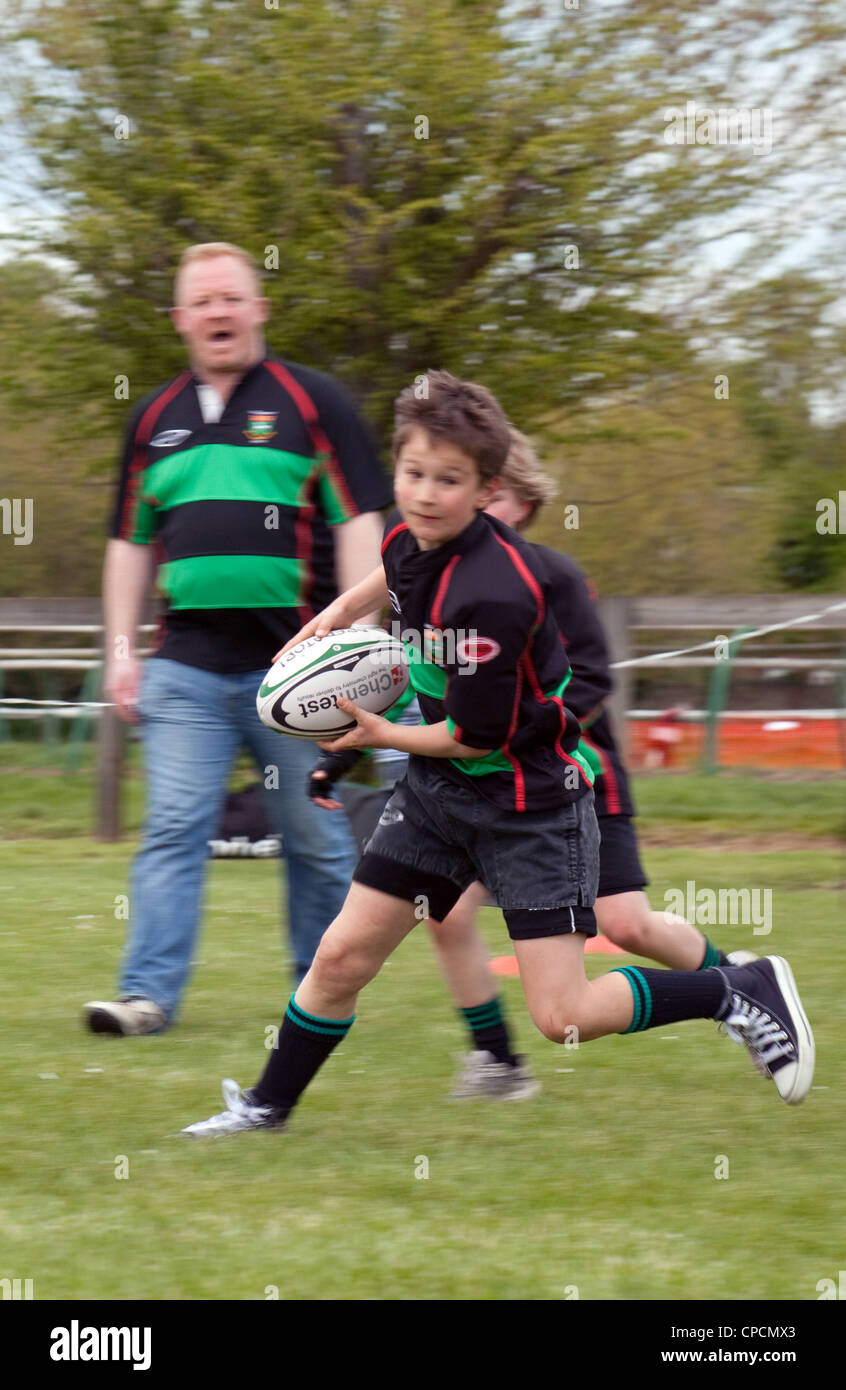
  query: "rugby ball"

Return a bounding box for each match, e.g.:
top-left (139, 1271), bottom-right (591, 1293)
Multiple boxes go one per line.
top-left (256, 627), bottom-right (410, 740)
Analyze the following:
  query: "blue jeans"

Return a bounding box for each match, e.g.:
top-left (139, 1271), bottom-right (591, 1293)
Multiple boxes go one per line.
top-left (121, 657), bottom-right (357, 1019)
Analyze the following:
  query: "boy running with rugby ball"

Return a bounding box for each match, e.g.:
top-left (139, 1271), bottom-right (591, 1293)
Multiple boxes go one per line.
top-left (183, 371), bottom-right (814, 1136)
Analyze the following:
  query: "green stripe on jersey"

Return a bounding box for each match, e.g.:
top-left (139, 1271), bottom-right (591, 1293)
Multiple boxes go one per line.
top-left (142, 443), bottom-right (319, 511)
top-left (158, 553), bottom-right (304, 610)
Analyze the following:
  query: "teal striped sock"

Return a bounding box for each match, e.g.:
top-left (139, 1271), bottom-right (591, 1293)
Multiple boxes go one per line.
top-left (612, 967), bottom-right (726, 1033)
top-left (253, 994), bottom-right (355, 1114)
top-left (460, 996), bottom-right (516, 1065)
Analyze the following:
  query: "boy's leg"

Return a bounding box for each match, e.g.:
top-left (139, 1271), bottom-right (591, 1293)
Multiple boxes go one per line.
top-left (182, 772), bottom-right (477, 1135)
top-left (595, 816), bottom-right (731, 970)
top-left (427, 881), bottom-right (493, 1008)
top-left (426, 884), bottom-right (538, 1096)
top-left (597, 891), bottom-right (729, 970)
top-left (182, 883), bottom-right (421, 1137)
top-left (514, 933), bottom-right (634, 1040)
top-left (513, 933), bottom-right (814, 1103)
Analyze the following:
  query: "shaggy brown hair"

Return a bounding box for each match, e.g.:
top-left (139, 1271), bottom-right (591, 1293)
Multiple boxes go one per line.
top-left (502, 426), bottom-right (559, 528)
top-left (392, 369), bottom-right (511, 480)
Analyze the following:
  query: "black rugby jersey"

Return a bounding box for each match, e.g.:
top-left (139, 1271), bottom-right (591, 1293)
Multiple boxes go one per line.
top-left (110, 354), bottom-right (392, 673)
top-left (381, 509), bottom-right (593, 812)
top-left (534, 546), bottom-right (635, 819)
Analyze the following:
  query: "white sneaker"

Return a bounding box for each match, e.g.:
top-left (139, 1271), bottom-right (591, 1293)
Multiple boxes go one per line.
top-left (450, 1051), bottom-right (541, 1100)
top-left (725, 950), bottom-right (759, 966)
top-left (181, 1079), bottom-right (287, 1137)
top-left (83, 997), bottom-right (168, 1036)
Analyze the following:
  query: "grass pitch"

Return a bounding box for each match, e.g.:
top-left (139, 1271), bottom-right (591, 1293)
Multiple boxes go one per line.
top-left (0, 754), bottom-right (843, 1300)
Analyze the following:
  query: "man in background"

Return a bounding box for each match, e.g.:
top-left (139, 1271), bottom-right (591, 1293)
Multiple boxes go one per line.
top-left (84, 242), bottom-right (391, 1035)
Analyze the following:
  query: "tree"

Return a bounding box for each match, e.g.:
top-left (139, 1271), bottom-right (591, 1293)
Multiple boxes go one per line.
top-left (6, 0), bottom-right (818, 442)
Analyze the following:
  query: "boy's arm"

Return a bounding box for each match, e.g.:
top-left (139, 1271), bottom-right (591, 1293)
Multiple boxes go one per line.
top-left (319, 702), bottom-right (492, 759)
top-left (274, 564), bottom-right (389, 659)
top-left (333, 513), bottom-right (386, 625)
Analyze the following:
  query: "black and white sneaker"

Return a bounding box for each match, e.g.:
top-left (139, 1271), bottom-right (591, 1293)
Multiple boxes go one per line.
top-left (715, 956), bottom-right (814, 1104)
top-left (181, 1080), bottom-right (287, 1137)
top-left (83, 997), bottom-right (167, 1036)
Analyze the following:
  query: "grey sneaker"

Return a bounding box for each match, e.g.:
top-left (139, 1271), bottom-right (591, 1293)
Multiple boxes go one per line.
top-left (181, 1079), bottom-right (286, 1138)
top-left (83, 996), bottom-right (168, 1036)
top-left (451, 1050), bottom-right (541, 1100)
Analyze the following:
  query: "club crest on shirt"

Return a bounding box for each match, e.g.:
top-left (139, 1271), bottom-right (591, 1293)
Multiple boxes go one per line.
top-left (243, 411), bottom-right (278, 444)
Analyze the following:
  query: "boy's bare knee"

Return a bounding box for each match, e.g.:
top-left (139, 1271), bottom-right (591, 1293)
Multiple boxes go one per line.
top-left (534, 1008), bottom-right (580, 1045)
top-left (312, 934), bottom-right (370, 995)
top-left (597, 896), bottom-right (651, 953)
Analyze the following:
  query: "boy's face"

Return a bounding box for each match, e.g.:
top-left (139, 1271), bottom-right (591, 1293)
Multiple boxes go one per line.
top-left (394, 427), bottom-right (499, 550)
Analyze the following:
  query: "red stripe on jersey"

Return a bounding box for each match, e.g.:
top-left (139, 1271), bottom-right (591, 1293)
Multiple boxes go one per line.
top-left (118, 371), bottom-right (193, 540)
top-left (265, 360), bottom-right (359, 520)
top-left (430, 554), bottom-right (461, 628)
top-left (579, 697), bottom-right (607, 727)
top-left (294, 486), bottom-right (317, 628)
top-left (491, 529), bottom-right (544, 627)
top-left (502, 662), bottom-right (526, 811)
top-left (381, 521), bottom-right (408, 555)
top-left (523, 648), bottom-right (587, 785)
top-left (581, 731), bottom-right (621, 813)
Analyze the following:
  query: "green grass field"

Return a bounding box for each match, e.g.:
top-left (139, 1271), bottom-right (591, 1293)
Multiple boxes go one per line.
top-left (1, 750), bottom-right (843, 1300)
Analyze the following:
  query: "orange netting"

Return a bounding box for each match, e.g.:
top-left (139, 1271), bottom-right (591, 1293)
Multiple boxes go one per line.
top-left (629, 717), bottom-right (845, 771)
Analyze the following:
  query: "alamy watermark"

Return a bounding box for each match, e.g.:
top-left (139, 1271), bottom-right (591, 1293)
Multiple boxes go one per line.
top-left (664, 880), bottom-right (772, 935)
top-left (0, 498), bottom-right (34, 546)
top-left (664, 101), bottom-right (774, 155)
top-left (385, 621), bottom-right (498, 676)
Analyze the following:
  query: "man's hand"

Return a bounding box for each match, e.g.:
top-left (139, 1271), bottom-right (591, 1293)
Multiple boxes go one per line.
top-left (103, 655), bottom-right (143, 724)
top-left (317, 697), bottom-right (391, 753)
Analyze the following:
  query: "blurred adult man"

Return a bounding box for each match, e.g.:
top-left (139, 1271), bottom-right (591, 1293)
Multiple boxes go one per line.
top-left (84, 242), bottom-right (391, 1035)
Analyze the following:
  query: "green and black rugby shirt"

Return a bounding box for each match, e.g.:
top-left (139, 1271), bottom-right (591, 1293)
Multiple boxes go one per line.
top-left (110, 355), bottom-right (392, 673)
top-left (381, 508), bottom-right (594, 813)
top-left (536, 546), bottom-right (635, 819)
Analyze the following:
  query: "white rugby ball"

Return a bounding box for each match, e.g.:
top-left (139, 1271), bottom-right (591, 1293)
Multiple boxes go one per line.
top-left (256, 627), bottom-right (410, 740)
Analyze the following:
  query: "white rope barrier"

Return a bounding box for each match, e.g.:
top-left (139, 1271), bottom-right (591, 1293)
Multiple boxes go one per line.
top-left (610, 598), bottom-right (846, 669)
top-left (1, 597), bottom-right (844, 709)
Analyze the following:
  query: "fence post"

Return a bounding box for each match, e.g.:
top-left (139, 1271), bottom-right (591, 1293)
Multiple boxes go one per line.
top-left (598, 597), bottom-right (633, 760)
top-left (702, 626), bottom-right (751, 775)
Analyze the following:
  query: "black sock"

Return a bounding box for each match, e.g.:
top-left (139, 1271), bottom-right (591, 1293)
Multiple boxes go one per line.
top-left (612, 966), bottom-right (728, 1032)
top-left (460, 996), bottom-right (517, 1065)
top-left (252, 995), bottom-right (354, 1117)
